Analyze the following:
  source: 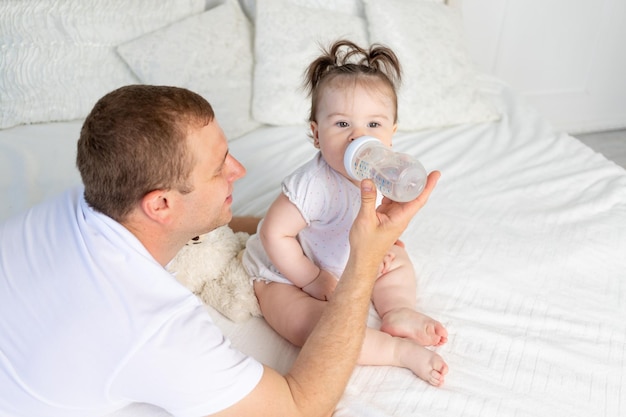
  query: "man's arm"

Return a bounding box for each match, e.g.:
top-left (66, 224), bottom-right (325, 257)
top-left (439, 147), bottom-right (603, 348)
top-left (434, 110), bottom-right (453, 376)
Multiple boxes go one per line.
top-left (212, 173), bottom-right (441, 417)
top-left (228, 216), bottom-right (261, 235)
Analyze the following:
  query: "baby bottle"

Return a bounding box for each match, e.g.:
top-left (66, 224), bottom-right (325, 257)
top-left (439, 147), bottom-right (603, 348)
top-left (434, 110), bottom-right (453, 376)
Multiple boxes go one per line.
top-left (343, 136), bottom-right (427, 202)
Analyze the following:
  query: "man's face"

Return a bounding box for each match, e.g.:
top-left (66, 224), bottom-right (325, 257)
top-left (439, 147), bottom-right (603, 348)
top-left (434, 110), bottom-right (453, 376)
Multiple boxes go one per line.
top-left (178, 120), bottom-right (246, 237)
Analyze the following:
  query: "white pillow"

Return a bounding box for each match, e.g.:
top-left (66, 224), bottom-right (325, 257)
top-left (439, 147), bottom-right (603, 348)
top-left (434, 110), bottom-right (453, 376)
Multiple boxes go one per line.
top-left (0, 0), bottom-right (205, 130)
top-left (364, 0), bottom-right (500, 131)
top-left (118, 0), bottom-right (260, 140)
top-left (252, 0), bottom-right (369, 126)
top-left (240, 0), bottom-right (364, 22)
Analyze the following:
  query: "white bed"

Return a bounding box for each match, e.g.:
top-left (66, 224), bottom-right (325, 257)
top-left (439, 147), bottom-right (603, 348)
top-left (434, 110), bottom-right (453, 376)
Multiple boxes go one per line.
top-left (233, 76), bottom-right (626, 417)
top-left (1, 1), bottom-right (625, 416)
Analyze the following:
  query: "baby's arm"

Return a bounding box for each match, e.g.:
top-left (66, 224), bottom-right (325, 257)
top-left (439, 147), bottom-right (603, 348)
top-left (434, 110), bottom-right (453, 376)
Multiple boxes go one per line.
top-left (260, 193), bottom-right (335, 296)
top-left (302, 269), bottom-right (338, 301)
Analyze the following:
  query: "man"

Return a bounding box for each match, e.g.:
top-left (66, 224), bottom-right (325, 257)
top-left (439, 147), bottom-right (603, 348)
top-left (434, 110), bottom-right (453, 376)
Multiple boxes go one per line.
top-left (0, 85), bottom-right (440, 416)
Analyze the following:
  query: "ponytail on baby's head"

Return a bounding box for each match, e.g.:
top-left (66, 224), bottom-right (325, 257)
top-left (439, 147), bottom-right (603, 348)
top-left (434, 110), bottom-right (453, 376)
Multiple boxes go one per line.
top-left (304, 39), bottom-right (402, 124)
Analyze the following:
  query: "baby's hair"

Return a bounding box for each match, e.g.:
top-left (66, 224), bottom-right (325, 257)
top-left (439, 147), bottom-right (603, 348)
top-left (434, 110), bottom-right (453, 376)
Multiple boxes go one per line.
top-left (304, 39), bottom-right (402, 123)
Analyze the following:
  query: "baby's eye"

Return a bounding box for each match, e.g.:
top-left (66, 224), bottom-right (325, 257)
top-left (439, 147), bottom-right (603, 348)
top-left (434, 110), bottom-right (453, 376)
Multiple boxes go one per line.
top-left (368, 122), bottom-right (381, 128)
top-left (336, 121), bottom-right (349, 128)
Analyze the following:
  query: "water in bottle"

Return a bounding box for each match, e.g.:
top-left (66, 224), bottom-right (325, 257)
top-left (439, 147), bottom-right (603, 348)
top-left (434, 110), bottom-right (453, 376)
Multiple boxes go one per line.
top-left (343, 136), bottom-right (427, 202)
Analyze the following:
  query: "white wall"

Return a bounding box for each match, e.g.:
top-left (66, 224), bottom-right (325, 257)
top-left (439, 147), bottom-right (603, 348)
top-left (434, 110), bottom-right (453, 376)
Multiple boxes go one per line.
top-left (459, 0), bottom-right (626, 134)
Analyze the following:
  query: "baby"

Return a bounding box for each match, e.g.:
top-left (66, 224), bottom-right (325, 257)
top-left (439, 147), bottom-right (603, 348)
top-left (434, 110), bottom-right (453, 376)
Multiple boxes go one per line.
top-left (243, 39), bottom-right (448, 386)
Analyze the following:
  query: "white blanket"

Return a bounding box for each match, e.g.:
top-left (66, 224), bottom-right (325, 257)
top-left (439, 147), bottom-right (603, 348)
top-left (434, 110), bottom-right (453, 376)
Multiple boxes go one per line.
top-left (227, 77), bottom-right (626, 417)
top-left (1, 77), bottom-right (625, 417)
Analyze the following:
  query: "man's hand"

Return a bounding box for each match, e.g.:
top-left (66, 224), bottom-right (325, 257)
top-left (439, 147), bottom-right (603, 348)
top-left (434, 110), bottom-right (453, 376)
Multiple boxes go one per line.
top-left (349, 171), bottom-right (441, 272)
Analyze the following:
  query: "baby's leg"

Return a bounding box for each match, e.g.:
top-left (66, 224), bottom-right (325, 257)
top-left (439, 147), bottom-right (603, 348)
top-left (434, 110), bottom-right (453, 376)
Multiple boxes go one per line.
top-left (254, 280), bottom-right (447, 386)
top-left (372, 245), bottom-right (448, 346)
top-left (254, 280), bottom-right (325, 347)
top-left (363, 328), bottom-right (448, 387)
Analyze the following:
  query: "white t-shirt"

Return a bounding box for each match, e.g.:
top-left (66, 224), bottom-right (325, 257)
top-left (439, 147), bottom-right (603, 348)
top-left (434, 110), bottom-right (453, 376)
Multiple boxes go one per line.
top-left (244, 153), bottom-right (382, 283)
top-left (0, 187), bottom-right (263, 417)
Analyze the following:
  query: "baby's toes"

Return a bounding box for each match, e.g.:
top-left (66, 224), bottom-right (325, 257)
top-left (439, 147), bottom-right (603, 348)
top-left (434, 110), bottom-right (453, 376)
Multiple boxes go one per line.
top-left (433, 323), bottom-right (448, 346)
top-left (429, 369), bottom-right (445, 387)
top-left (429, 357), bottom-right (448, 386)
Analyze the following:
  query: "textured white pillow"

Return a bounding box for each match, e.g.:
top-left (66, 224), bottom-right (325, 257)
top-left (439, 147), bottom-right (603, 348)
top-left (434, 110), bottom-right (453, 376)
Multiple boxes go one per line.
top-left (240, 0), bottom-right (364, 22)
top-left (118, 0), bottom-right (260, 140)
top-left (252, 0), bottom-right (368, 126)
top-left (0, 0), bottom-right (205, 130)
top-left (364, 0), bottom-right (500, 131)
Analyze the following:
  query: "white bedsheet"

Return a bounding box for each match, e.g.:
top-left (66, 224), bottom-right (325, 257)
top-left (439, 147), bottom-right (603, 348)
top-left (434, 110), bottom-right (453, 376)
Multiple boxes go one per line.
top-left (1, 77), bottom-right (625, 416)
top-left (226, 78), bottom-right (626, 417)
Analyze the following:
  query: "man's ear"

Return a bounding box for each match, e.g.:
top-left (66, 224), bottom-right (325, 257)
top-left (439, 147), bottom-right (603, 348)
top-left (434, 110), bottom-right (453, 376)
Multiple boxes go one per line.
top-left (140, 190), bottom-right (172, 223)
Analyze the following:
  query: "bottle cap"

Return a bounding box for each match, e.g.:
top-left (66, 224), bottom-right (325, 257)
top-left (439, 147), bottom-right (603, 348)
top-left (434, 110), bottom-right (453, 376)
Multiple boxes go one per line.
top-left (343, 136), bottom-right (381, 180)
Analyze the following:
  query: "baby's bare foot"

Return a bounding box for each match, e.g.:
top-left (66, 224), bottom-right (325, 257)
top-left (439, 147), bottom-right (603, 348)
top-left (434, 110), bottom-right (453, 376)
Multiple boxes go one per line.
top-left (381, 307), bottom-right (448, 346)
top-left (396, 339), bottom-right (448, 387)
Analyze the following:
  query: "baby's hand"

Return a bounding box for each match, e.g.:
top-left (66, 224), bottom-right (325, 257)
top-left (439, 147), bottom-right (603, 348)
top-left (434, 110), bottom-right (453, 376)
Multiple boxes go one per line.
top-left (302, 269), bottom-right (338, 301)
top-left (378, 251), bottom-right (396, 275)
top-left (378, 240), bottom-right (406, 275)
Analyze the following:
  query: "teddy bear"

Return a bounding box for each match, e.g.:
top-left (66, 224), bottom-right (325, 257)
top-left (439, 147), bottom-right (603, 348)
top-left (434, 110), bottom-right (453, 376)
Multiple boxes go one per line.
top-left (166, 225), bottom-right (262, 322)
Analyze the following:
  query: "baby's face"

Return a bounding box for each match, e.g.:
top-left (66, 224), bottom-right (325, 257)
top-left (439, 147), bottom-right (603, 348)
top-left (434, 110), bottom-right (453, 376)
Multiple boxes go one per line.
top-left (311, 81), bottom-right (397, 181)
